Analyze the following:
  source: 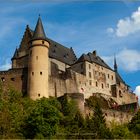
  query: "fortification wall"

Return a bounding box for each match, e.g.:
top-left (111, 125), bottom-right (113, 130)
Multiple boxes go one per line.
top-left (0, 69), bottom-right (27, 93)
top-left (103, 109), bottom-right (134, 126)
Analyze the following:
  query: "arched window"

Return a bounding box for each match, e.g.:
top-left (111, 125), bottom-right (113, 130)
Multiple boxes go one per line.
top-left (119, 90), bottom-right (122, 97)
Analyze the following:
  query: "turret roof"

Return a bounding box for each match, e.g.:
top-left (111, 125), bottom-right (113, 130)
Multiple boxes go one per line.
top-left (32, 16), bottom-right (46, 40)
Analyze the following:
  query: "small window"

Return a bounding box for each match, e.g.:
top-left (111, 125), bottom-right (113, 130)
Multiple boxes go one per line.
top-left (89, 72), bottom-right (91, 78)
top-left (113, 113), bottom-right (115, 118)
top-left (89, 64), bottom-right (91, 69)
top-left (21, 75), bottom-right (24, 80)
top-left (1, 77), bottom-right (5, 82)
top-left (42, 41), bottom-right (44, 44)
top-left (36, 56), bottom-right (38, 60)
top-left (40, 72), bottom-right (42, 75)
top-left (38, 94), bottom-right (40, 97)
top-left (107, 84), bottom-right (109, 88)
top-left (81, 64), bottom-right (83, 69)
top-left (11, 78), bottom-right (15, 81)
top-left (32, 72), bottom-right (34, 76)
top-left (112, 75), bottom-right (113, 80)
top-left (89, 80), bottom-right (92, 86)
top-left (96, 82), bottom-right (98, 87)
top-left (102, 83), bottom-right (104, 89)
top-left (108, 74), bottom-right (110, 79)
top-left (30, 50), bottom-right (32, 56)
top-left (119, 90), bottom-right (122, 97)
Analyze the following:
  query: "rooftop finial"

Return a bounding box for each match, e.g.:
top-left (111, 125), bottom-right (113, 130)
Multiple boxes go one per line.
top-left (114, 54), bottom-right (118, 72)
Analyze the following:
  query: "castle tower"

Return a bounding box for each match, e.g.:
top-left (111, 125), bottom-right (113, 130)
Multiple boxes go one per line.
top-left (28, 16), bottom-right (50, 100)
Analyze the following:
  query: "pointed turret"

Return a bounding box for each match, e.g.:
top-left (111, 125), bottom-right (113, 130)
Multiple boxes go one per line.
top-left (28, 16), bottom-right (50, 100)
top-left (114, 55), bottom-right (117, 72)
top-left (32, 16), bottom-right (46, 40)
top-left (12, 48), bottom-right (18, 60)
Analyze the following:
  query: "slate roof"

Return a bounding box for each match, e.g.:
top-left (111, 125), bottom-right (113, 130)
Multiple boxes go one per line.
top-left (32, 17), bottom-right (46, 40)
top-left (75, 52), bottom-right (113, 70)
top-left (47, 38), bottom-right (77, 65)
top-left (29, 28), bottom-right (77, 65)
top-left (115, 72), bottom-right (125, 85)
top-left (11, 48), bottom-right (18, 60)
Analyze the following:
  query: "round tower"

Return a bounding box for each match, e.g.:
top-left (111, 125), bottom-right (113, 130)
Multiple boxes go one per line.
top-left (28, 17), bottom-right (50, 100)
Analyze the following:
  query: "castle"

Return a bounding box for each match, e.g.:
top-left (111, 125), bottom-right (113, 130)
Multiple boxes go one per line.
top-left (0, 17), bottom-right (138, 124)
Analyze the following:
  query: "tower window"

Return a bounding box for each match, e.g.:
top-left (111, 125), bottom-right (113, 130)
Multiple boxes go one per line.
top-left (96, 82), bottom-right (98, 87)
top-left (40, 72), bottom-right (42, 75)
top-left (11, 78), bottom-right (15, 81)
top-left (89, 80), bottom-right (92, 86)
top-left (42, 41), bottom-right (44, 44)
top-left (1, 77), bottom-right (5, 82)
top-left (81, 64), bottom-right (83, 69)
top-left (108, 74), bottom-right (110, 79)
top-left (112, 75), bottom-right (113, 80)
top-left (21, 75), bottom-right (24, 80)
top-left (89, 64), bottom-right (91, 69)
top-left (102, 83), bottom-right (104, 89)
top-left (30, 50), bottom-right (32, 56)
top-left (38, 94), bottom-right (40, 97)
top-left (32, 72), bottom-right (34, 76)
top-left (89, 72), bottom-right (91, 78)
top-left (36, 56), bottom-right (38, 60)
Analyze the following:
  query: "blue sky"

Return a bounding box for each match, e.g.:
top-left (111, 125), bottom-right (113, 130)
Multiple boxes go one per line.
top-left (0, 0), bottom-right (140, 94)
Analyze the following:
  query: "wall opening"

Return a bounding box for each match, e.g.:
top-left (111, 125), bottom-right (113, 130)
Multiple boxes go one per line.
top-left (1, 77), bottom-right (5, 82)
top-left (40, 72), bottom-right (42, 75)
top-left (11, 78), bottom-right (15, 81)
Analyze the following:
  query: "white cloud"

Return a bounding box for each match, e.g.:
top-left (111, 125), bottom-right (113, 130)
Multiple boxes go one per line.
top-left (102, 48), bottom-right (140, 72)
top-left (108, 7), bottom-right (140, 37)
top-left (0, 60), bottom-right (11, 71)
top-left (107, 27), bottom-right (114, 34)
top-left (134, 85), bottom-right (140, 103)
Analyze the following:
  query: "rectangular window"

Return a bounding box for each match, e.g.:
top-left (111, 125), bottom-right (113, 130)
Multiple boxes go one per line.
top-left (81, 63), bottom-right (83, 69)
top-left (40, 72), bottom-right (42, 75)
top-left (89, 80), bottom-right (92, 86)
top-left (96, 82), bottom-right (98, 87)
top-left (108, 74), bottom-right (110, 79)
top-left (89, 72), bottom-right (91, 78)
top-left (89, 64), bottom-right (91, 69)
top-left (112, 75), bottom-right (113, 80)
top-left (32, 72), bottom-right (34, 76)
top-left (11, 78), bottom-right (15, 81)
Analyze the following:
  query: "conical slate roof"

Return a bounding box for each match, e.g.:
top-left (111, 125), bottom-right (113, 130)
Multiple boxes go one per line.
top-left (32, 16), bottom-right (46, 40)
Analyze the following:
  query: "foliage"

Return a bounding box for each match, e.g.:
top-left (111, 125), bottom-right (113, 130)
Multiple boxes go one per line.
top-left (85, 97), bottom-right (113, 139)
top-left (0, 83), bottom-right (139, 139)
top-left (111, 124), bottom-right (135, 139)
top-left (128, 109), bottom-right (140, 138)
top-left (21, 97), bottom-right (62, 139)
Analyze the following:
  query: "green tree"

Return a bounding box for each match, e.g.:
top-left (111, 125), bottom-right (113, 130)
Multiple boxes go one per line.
top-left (128, 109), bottom-right (140, 138)
top-left (112, 124), bottom-right (135, 139)
top-left (21, 97), bottom-right (62, 139)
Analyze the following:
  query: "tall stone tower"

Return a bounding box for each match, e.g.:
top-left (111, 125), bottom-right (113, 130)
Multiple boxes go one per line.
top-left (28, 16), bottom-right (50, 100)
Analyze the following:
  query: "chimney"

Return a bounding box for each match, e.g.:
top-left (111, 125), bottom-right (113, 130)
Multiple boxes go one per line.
top-left (93, 50), bottom-right (97, 56)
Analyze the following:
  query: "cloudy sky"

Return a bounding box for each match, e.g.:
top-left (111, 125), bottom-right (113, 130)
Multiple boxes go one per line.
top-left (0, 0), bottom-right (140, 98)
